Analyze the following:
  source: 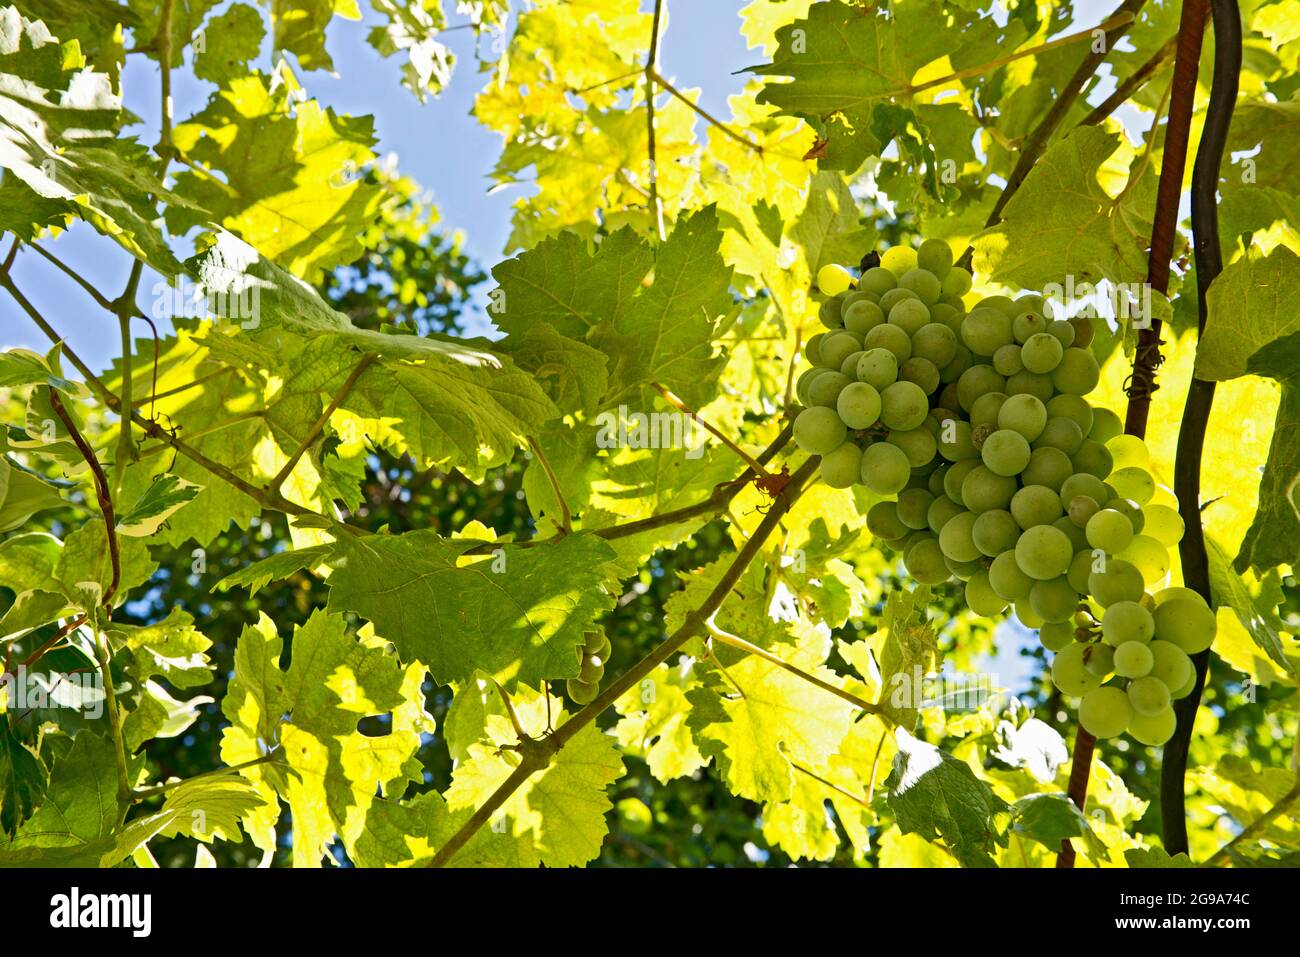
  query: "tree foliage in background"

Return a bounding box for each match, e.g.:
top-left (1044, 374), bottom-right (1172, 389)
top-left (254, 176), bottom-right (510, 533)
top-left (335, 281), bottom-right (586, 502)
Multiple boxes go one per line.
top-left (0, 0), bottom-right (1296, 868)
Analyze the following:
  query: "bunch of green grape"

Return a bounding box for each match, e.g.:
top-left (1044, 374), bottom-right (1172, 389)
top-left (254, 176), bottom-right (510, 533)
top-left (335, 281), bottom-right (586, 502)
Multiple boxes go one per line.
top-left (792, 240), bottom-right (1215, 745)
top-left (567, 631), bottom-right (611, 705)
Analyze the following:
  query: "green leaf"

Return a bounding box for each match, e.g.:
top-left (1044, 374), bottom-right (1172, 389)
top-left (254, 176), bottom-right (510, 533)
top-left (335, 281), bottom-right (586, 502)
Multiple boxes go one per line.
top-left (0, 6), bottom-right (182, 274)
top-left (158, 774), bottom-right (270, 843)
top-left (885, 728), bottom-right (1009, 868)
top-left (123, 679), bottom-right (213, 750)
top-left (613, 662), bottom-right (706, 783)
top-left (0, 457), bottom-right (64, 532)
top-left (11, 732), bottom-right (120, 848)
top-left (0, 720), bottom-right (46, 835)
top-left (367, 0), bottom-right (454, 102)
top-left (193, 2), bottom-right (264, 85)
top-left (215, 544), bottom-right (334, 593)
top-left (1124, 846), bottom-right (1195, 868)
top-left (271, 0), bottom-right (358, 72)
top-left (107, 607), bottom-right (214, 689)
top-left (1009, 793), bottom-right (1106, 859)
top-left (874, 586), bottom-right (940, 730)
top-left (114, 473), bottom-right (201, 537)
top-left (324, 531), bottom-right (618, 688)
top-left (1206, 535), bottom-right (1297, 681)
top-left (0, 347), bottom-right (81, 391)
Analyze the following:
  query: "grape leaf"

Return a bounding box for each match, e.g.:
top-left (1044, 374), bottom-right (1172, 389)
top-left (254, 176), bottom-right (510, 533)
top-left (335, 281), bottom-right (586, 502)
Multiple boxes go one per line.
top-left (193, 3), bottom-right (265, 85)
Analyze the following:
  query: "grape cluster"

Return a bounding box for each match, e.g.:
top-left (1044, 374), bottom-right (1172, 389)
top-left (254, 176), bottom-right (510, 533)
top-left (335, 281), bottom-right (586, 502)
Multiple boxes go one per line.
top-left (567, 631), bottom-right (610, 705)
top-left (794, 241), bottom-right (1216, 745)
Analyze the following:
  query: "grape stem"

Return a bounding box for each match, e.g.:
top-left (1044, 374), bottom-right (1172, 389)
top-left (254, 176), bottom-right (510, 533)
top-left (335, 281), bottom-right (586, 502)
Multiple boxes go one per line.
top-left (652, 382), bottom-right (772, 477)
top-left (1161, 0), bottom-right (1241, 859)
top-left (1057, 0), bottom-right (1210, 869)
top-left (425, 456), bottom-right (820, 867)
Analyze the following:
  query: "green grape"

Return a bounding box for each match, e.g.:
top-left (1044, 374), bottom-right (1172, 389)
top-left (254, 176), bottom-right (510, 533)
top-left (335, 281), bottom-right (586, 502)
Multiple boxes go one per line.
top-left (860, 441), bottom-right (912, 494)
top-left (840, 288), bottom-right (877, 316)
top-left (1050, 347), bottom-right (1101, 395)
top-left (1071, 439), bottom-right (1114, 479)
top-left (820, 441), bottom-right (863, 489)
top-left (917, 238), bottom-right (954, 277)
top-left (903, 535), bottom-right (951, 584)
top-left (992, 343), bottom-right (1024, 376)
top-left (843, 299), bottom-right (886, 336)
top-left (1127, 706), bottom-right (1177, 746)
top-left (927, 494), bottom-right (966, 534)
top-left (936, 417), bottom-right (979, 461)
top-left (1084, 642), bottom-right (1115, 677)
top-left (860, 266), bottom-right (898, 296)
top-left (1015, 524), bottom-right (1074, 580)
top-left (1010, 484), bottom-right (1063, 528)
top-left (972, 509), bottom-right (1020, 556)
top-left (1148, 483), bottom-right (1179, 509)
top-left (805, 332), bottom-right (828, 367)
top-left (911, 323), bottom-right (958, 367)
top-left (899, 357), bottom-right (940, 395)
top-left (1031, 576), bottom-right (1078, 623)
top-left (961, 307), bottom-right (1014, 356)
top-left (989, 551), bottom-right (1033, 602)
top-left (1067, 494), bottom-right (1100, 528)
top-left (819, 331), bottom-right (862, 371)
top-left (1033, 417), bottom-right (1084, 455)
top-left (996, 393), bottom-right (1047, 441)
top-left (969, 392), bottom-right (1008, 428)
top-left (1070, 318), bottom-right (1094, 347)
top-left (567, 677), bottom-right (600, 705)
top-left (1106, 433), bottom-right (1150, 470)
top-left (583, 631), bottom-right (606, 654)
top-left (940, 265), bottom-right (972, 297)
top-left (818, 295), bottom-right (846, 329)
top-left (927, 465), bottom-right (949, 498)
top-left (880, 381), bottom-right (930, 430)
top-left (807, 370), bottom-right (851, 408)
top-left (939, 344), bottom-right (973, 383)
top-left (1107, 497), bottom-right (1145, 534)
top-left (889, 298), bottom-right (931, 335)
top-left (817, 263), bottom-right (855, 295)
top-left (856, 348), bottom-right (899, 389)
top-left (1152, 595), bottom-right (1216, 653)
top-left (867, 501), bottom-right (909, 541)
top-left (1011, 310), bottom-right (1048, 343)
top-left (1108, 465), bottom-right (1155, 504)
top-left (961, 465), bottom-right (1017, 512)
top-left (1086, 508), bottom-right (1134, 552)
top-left (938, 383), bottom-right (962, 412)
top-left (944, 459), bottom-right (982, 505)
top-left (1052, 515), bottom-right (1089, 553)
top-left (793, 406), bottom-right (847, 455)
top-left (1015, 600), bottom-right (1045, 629)
top-left (839, 350), bottom-right (869, 377)
top-left (1060, 473), bottom-right (1109, 509)
top-left (878, 287), bottom-right (919, 315)
top-left (965, 569), bottom-right (1008, 616)
top-left (1089, 558), bottom-right (1146, 608)
top-left (1088, 406), bottom-right (1124, 443)
top-left (889, 427), bottom-right (938, 467)
top-left (864, 323), bottom-right (913, 363)
top-left (899, 268), bottom-right (942, 306)
top-left (1171, 669), bottom-right (1197, 700)
top-left (981, 429), bottom-right (1032, 477)
top-left (1118, 534), bottom-right (1170, 585)
top-left (930, 303), bottom-right (963, 332)
top-left (580, 655), bottom-right (605, 683)
top-left (1047, 319), bottom-right (1076, 347)
top-left (1112, 640), bottom-right (1154, 678)
top-left (1005, 370), bottom-right (1054, 403)
top-left (956, 364), bottom-right (1007, 411)
top-left (1021, 332), bottom-right (1064, 373)
top-left (1154, 586), bottom-right (1202, 606)
top-left (836, 381), bottom-right (882, 429)
top-left (896, 488), bottom-right (935, 529)
top-left (1046, 394), bottom-right (1095, 435)
top-left (1066, 550), bottom-right (1094, 594)
top-left (1101, 600), bottom-right (1155, 646)
top-left (1039, 621), bottom-right (1075, 652)
top-left (1079, 686), bottom-right (1132, 738)
top-left (880, 245), bottom-right (918, 277)
top-left (795, 367), bottom-right (828, 406)
top-left (1141, 504), bottom-right (1184, 547)
top-left (1148, 640), bottom-right (1193, 692)
top-left (937, 510), bottom-right (980, 562)
top-left (1051, 643), bottom-right (1104, 697)
top-left (1020, 447), bottom-right (1073, 490)
top-left (976, 295), bottom-right (1019, 318)
top-left (1128, 676), bottom-right (1170, 717)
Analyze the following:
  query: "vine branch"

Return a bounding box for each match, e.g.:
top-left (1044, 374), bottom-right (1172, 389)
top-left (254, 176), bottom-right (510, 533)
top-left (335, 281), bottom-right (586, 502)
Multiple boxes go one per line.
top-left (645, 0), bottom-right (666, 241)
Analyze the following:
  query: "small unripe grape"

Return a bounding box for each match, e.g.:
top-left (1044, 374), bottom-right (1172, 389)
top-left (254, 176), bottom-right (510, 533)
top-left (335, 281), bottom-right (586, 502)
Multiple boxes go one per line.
top-left (997, 393), bottom-right (1047, 441)
top-left (1112, 640), bottom-right (1154, 678)
top-left (580, 655), bottom-right (604, 683)
top-left (1152, 595), bottom-right (1216, 653)
top-left (1010, 484), bottom-right (1063, 528)
top-left (917, 238), bottom-right (954, 277)
top-left (1086, 508), bottom-right (1135, 553)
top-left (856, 348), bottom-right (899, 389)
top-left (1015, 524), bottom-right (1074, 580)
top-left (820, 441), bottom-right (863, 489)
top-left (1079, 686), bottom-right (1132, 738)
top-left (1066, 550), bottom-right (1094, 594)
top-left (843, 299), bottom-right (886, 336)
top-left (1128, 676), bottom-right (1171, 716)
top-left (840, 288), bottom-right (877, 316)
top-left (817, 263), bottom-right (855, 296)
top-left (1052, 643), bottom-right (1103, 697)
top-left (1015, 600), bottom-right (1045, 629)
top-left (860, 441), bottom-right (911, 494)
top-left (930, 303), bottom-right (963, 333)
top-left (1060, 473), bottom-right (1109, 508)
top-left (836, 381), bottom-right (882, 429)
top-left (867, 501), bottom-right (909, 541)
top-left (1106, 434), bottom-right (1151, 472)
top-left (989, 550), bottom-right (1033, 601)
top-left (1039, 621), bottom-right (1075, 652)
top-left (1051, 347), bottom-right (1101, 395)
top-left (864, 323), bottom-right (913, 363)
top-left (936, 417), bottom-right (979, 462)
top-left (1127, 706), bottom-right (1177, 746)
top-left (981, 429), bottom-right (1031, 477)
top-left (1021, 332), bottom-right (1064, 373)
top-left (899, 268), bottom-right (942, 306)
top-left (889, 297), bottom-right (931, 335)
top-left (1052, 515), bottom-right (1089, 553)
top-left (1154, 586), bottom-right (1202, 606)
top-left (1101, 600), bottom-right (1155, 646)
top-left (793, 406), bottom-right (847, 455)
top-left (880, 381), bottom-right (930, 430)
top-left (583, 631), bottom-right (607, 654)
top-left (880, 245), bottom-right (918, 277)
top-left (1089, 559), bottom-right (1146, 608)
top-left (567, 677), bottom-right (600, 704)
top-left (795, 367), bottom-right (827, 406)
top-left (879, 287), bottom-right (919, 314)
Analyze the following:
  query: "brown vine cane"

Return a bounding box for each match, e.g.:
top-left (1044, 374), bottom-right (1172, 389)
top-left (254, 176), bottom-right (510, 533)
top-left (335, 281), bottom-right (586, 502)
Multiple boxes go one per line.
top-left (1056, 0), bottom-right (1209, 868)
